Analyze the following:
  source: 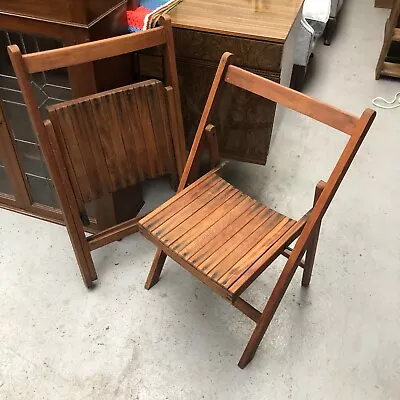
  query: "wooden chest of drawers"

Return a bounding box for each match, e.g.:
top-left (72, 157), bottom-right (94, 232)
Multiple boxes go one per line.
top-left (139, 0), bottom-right (303, 164)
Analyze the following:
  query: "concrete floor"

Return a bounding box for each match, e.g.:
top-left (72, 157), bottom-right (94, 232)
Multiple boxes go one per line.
top-left (1, 1), bottom-right (399, 399)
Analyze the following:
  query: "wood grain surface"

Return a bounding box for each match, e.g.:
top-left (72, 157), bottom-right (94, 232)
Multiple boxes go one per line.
top-left (48, 80), bottom-right (178, 203)
top-left (0, 0), bottom-right (125, 25)
top-left (169, 0), bottom-right (304, 42)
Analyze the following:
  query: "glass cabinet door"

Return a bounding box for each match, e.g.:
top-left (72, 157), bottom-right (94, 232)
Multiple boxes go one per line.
top-left (0, 30), bottom-right (72, 208)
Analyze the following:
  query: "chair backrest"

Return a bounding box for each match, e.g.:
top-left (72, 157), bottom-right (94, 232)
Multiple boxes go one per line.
top-left (179, 52), bottom-right (376, 268)
top-left (47, 79), bottom-right (178, 203)
top-left (7, 15), bottom-right (185, 184)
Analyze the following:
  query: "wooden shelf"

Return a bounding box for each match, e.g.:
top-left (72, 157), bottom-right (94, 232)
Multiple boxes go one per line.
top-left (393, 28), bottom-right (400, 41)
top-left (381, 61), bottom-right (400, 77)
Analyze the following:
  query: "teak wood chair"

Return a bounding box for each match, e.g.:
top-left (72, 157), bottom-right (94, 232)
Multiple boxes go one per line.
top-left (7, 16), bottom-right (186, 288)
top-left (138, 53), bottom-right (376, 368)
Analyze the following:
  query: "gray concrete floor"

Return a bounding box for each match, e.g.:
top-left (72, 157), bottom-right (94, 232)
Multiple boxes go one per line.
top-left (1, 1), bottom-right (399, 399)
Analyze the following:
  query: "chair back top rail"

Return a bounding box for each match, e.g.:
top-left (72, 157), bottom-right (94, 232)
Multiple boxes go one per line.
top-left (47, 79), bottom-right (160, 112)
top-left (225, 65), bottom-right (359, 136)
top-left (16, 26), bottom-right (166, 74)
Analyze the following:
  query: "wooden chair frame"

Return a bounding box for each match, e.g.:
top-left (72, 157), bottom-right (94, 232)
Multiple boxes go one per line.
top-left (7, 16), bottom-right (186, 288)
top-left (139, 53), bottom-right (376, 368)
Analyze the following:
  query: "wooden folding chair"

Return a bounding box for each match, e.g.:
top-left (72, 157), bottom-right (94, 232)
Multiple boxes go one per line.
top-left (7, 16), bottom-right (186, 288)
top-left (138, 53), bottom-right (376, 368)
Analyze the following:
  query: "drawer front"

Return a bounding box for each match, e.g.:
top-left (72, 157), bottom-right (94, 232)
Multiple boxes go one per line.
top-left (138, 54), bottom-right (278, 165)
top-left (177, 59), bottom-right (277, 165)
top-left (138, 28), bottom-right (283, 164)
top-left (173, 28), bottom-right (284, 72)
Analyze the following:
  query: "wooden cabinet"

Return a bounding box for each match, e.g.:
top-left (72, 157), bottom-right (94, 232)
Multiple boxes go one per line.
top-left (139, 0), bottom-right (302, 164)
top-left (0, 0), bottom-right (142, 227)
top-left (173, 28), bottom-right (284, 164)
top-left (0, 0), bottom-right (124, 25)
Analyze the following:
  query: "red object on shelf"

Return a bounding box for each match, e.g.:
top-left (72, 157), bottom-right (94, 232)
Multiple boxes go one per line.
top-left (127, 6), bottom-right (152, 31)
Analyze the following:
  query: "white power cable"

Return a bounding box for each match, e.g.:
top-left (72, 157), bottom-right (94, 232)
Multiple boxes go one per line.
top-left (372, 92), bottom-right (400, 109)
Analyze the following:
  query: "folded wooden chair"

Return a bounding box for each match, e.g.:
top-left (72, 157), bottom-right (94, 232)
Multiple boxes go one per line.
top-left (138, 53), bottom-right (376, 368)
top-left (7, 16), bottom-right (186, 288)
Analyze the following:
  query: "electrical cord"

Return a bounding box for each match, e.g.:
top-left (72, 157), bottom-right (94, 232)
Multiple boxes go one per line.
top-left (372, 92), bottom-right (400, 109)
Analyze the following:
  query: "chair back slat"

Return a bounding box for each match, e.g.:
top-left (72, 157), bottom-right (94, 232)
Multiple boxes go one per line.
top-left (224, 65), bottom-right (359, 136)
top-left (48, 80), bottom-right (177, 203)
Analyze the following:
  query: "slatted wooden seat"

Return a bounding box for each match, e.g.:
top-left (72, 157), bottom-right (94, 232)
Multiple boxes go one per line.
top-left (140, 171), bottom-right (303, 301)
top-left (8, 16), bottom-right (186, 288)
top-left (138, 52), bottom-right (376, 369)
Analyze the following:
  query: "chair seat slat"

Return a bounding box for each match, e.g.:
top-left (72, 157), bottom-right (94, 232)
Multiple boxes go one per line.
top-left (141, 173), bottom-right (221, 230)
top-left (161, 187), bottom-right (240, 246)
top-left (169, 190), bottom-right (245, 250)
top-left (198, 212), bottom-right (286, 276)
top-left (176, 197), bottom-right (260, 257)
top-left (152, 178), bottom-right (227, 238)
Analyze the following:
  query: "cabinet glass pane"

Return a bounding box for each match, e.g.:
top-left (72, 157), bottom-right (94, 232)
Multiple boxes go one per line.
top-left (0, 30), bottom-right (72, 208)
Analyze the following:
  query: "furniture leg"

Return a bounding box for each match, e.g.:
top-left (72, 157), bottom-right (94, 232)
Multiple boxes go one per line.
top-left (53, 166), bottom-right (98, 287)
top-left (46, 158), bottom-right (97, 287)
top-left (302, 180), bottom-right (325, 287)
top-left (301, 223), bottom-right (322, 286)
top-left (324, 17), bottom-right (337, 46)
top-left (68, 228), bottom-right (97, 288)
top-left (290, 64), bottom-right (307, 91)
top-left (42, 121), bottom-right (97, 288)
top-left (145, 248), bottom-right (168, 289)
top-left (238, 260), bottom-right (299, 368)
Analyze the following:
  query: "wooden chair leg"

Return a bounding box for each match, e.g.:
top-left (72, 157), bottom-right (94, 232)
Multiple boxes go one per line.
top-left (302, 180), bottom-right (325, 287)
top-left (41, 120), bottom-right (96, 288)
top-left (238, 259), bottom-right (299, 369)
top-left (65, 226), bottom-right (97, 288)
top-left (145, 248), bottom-right (167, 289)
top-left (73, 245), bottom-right (96, 288)
top-left (301, 223), bottom-right (322, 287)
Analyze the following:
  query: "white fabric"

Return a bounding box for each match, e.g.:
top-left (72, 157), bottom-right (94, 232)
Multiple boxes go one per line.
top-left (306, 18), bottom-right (326, 37)
top-left (294, 0), bottom-right (333, 68)
top-left (294, 18), bottom-right (315, 66)
top-left (303, 0), bottom-right (331, 23)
